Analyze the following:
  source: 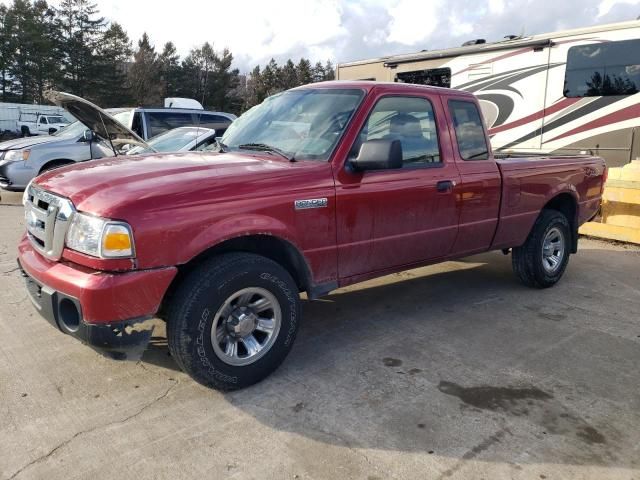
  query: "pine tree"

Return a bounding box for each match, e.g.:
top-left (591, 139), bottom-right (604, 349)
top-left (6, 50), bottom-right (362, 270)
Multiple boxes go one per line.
top-left (95, 22), bottom-right (132, 106)
top-left (243, 65), bottom-right (262, 110)
top-left (261, 58), bottom-right (281, 97)
top-left (57, 0), bottom-right (105, 99)
top-left (30, 1), bottom-right (63, 103)
top-left (295, 58), bottom-right (313, 85)
top-left (0, 4), bottom-right (15, 102)
top-left (0, 4), bottom-right (16, 101)
top-left (312, 61), bottom-right (325, 83)
top-left (158, 41), bottom-right (180, 98)
top-left (7, 0), bottom-right (34, 102)
top-left (128, 32), bottom-right (161, 106)
top-left (208, 48), bottom-right (241, 112)
top-left (324, 60), bottom-right (335, 81)
top-left (281, 59), bottom-right (298, 89)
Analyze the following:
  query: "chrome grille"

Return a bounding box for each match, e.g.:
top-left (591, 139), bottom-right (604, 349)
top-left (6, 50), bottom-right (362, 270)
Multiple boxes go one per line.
top-left (24, 185), bottom-right (75, 261)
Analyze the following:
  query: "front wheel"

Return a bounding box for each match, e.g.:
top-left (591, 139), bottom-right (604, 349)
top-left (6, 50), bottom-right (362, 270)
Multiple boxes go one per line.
top-left (167, 253), bottom-right (301, 390)
top-left (512, 209), bottom-right (571, 288)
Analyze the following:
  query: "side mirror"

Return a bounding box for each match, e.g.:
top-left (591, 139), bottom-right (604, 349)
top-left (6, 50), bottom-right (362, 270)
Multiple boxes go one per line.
top-left (82, 130), bottom-right (95, 142)
top-left (350, 139), bottom-right (403, 171)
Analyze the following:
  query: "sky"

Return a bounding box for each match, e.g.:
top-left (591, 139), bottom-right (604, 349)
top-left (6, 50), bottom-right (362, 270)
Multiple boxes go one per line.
top-left (18, 0), bottom-right (640, 71)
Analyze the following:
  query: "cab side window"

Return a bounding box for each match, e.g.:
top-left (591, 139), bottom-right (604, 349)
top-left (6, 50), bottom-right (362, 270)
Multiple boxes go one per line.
top-left (355, 96), bottom-right (441, 166)
top-left (448, 100), bottom-right (489, 160)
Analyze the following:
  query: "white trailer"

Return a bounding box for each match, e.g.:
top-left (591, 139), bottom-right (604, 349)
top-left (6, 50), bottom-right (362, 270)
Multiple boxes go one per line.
top-left (337, 20), bottom-right (640, 167)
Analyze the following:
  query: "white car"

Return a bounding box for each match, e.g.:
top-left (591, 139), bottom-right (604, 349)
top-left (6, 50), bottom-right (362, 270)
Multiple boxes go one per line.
top-left (17, 113), bottom-right (70, 136)
top-left (127, 126), bottom-right (218, 155)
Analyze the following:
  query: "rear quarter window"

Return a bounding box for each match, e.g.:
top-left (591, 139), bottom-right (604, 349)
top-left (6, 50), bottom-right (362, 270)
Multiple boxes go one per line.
top-left (448, 100), bottom-right (489, 160)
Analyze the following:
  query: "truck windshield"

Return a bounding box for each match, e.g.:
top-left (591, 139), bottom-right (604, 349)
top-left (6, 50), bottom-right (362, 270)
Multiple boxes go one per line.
top-left (221, 88), bottom-right (364, 161)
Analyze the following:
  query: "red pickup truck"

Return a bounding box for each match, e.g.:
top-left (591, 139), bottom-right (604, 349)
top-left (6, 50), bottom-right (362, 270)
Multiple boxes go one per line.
top-left (17, 82), bottom-right (606, 390)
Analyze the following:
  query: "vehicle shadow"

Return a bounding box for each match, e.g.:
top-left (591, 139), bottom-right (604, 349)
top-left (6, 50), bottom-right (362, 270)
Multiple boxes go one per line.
top-left (141, 249), bottom-right (640, 469)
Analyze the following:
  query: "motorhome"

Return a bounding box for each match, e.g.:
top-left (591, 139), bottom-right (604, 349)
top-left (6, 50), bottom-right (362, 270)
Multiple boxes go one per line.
top-left (336, 20), bottom-right (640, 167)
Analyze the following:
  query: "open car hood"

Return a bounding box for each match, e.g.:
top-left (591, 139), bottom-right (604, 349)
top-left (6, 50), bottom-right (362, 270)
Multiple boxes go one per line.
top-left (44, 91), bottom-right (151, 150)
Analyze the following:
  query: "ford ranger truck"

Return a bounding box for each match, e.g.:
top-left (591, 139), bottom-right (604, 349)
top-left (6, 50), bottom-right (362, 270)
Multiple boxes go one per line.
top-left (17, 82), bottom-right (606, 391)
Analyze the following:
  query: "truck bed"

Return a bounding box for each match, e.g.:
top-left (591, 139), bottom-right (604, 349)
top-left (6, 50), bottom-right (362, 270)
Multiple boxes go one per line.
top-left (492, 154), bottom-right (606, 250)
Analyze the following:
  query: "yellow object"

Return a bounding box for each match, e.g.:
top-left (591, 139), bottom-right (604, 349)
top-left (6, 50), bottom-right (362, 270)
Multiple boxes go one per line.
top-left (103, 232), bottom-right (131, 251)
top-left (579, 160), bottom-right (640, 244)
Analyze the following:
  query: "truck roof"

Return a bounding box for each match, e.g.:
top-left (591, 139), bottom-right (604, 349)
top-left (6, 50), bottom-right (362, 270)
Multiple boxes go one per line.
top-left (296, 80), bottom-right (475, 97)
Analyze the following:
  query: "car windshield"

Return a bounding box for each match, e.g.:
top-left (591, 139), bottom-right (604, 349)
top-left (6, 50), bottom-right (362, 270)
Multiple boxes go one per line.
top-left (51, 120), bottom-right (87, 138)
top-left (128, 127), bottom-right (211, 155)
top-left (221, 88), bottom-right (364, 161)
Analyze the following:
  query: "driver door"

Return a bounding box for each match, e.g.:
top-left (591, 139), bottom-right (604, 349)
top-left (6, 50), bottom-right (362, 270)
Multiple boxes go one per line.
top-left (334, 92), bottom-right (461, 281)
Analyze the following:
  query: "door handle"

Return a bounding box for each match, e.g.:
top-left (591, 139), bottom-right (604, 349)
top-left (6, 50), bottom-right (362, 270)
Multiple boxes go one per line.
top-left (436, 180), bottom-right (456, 192)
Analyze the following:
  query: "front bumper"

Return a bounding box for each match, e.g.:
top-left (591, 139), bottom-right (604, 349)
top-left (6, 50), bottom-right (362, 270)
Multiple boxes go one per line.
top-left (17, 235), bottom-right (177, 359)
top-left (0, 160), bottom-right (33, 191)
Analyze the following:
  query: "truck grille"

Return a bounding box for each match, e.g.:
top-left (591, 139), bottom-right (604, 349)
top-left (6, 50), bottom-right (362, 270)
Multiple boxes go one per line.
top-left (24, 185), bottom-right (75, 261)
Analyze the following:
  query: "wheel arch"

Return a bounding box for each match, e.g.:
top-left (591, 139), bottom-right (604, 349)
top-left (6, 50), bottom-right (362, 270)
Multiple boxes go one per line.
top-left (542, 191), bottom-right (579, 253)
top-left (158, 234), bottom-right (315, 319)
top-left (39, 159), bottom-right (75, 175)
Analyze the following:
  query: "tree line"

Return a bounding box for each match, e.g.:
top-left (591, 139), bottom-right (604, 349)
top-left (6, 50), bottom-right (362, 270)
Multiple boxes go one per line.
top-left (0, 0), bottom-right (336, 115)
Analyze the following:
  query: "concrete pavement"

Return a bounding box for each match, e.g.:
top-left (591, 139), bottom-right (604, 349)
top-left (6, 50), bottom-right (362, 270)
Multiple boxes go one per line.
top-left (1, 190), bottom-right (639, 480)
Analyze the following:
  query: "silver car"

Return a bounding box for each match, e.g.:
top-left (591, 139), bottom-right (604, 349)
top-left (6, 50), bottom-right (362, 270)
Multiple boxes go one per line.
top-left (0, 92), bottom-right (234, 191)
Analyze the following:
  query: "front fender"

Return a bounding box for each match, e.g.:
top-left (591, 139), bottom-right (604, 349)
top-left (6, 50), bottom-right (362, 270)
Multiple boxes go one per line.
top-left (180, 213), bottom-right (301, 265)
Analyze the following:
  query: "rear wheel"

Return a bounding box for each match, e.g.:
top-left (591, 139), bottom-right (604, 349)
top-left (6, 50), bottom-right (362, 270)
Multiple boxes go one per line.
top-left (21, 126), bottom-right (30, 137)
top-left (167, 253), bottom-right (301, 390)
top-left (512, 209), bottom-right (571, 288)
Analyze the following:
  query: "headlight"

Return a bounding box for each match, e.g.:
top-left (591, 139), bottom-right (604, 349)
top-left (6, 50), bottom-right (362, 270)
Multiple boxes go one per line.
top-left (5, 149), bottom-right (29, 161)
top-left (66, 212), bottom-right (135, 258)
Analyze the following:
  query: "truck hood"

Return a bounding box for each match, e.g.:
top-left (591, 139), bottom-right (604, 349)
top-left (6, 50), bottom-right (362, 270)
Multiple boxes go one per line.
top-left (35, 151), bottom-right (294, 216)
top-left (0, 135), bottom-right (61, 150)
top-left (45, 91), bottom-right (150, 150)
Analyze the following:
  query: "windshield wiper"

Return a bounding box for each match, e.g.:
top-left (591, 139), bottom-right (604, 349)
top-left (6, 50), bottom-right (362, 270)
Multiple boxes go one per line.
top-left (238, 143), bottom-right (295, 162)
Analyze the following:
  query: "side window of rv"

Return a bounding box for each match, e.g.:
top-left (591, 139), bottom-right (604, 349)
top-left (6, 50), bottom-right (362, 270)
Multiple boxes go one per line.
top-left (395, 68), bottom-right (451, 88)
top-left (448, 100), bottom-right (489, 160)
top-left (40, 116), bottom-right (48, 124)
top-left (564, 39), bottom-right (640, 97)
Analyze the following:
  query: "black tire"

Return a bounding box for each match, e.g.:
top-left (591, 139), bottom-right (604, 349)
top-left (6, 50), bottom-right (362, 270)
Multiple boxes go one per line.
top-left (167, 253), bottom-right (301, 391)
top-left (512, 209), bottom-right (572, 288)
top-left (21, 126), bottom-right (30, 137)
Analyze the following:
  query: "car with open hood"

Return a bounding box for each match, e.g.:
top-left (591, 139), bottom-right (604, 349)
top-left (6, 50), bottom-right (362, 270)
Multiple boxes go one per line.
top-left (0, 92), bottom-right (150, 191)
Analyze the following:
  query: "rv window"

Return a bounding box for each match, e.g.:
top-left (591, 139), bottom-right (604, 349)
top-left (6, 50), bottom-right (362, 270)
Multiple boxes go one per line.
top-left (448, 100), bottom-right (489, 160)
top-left (354, 96), bottom-right (442, 166)
top-left (564, 39), bottom-right (640, 97)
top-left (395, 68), bottom-right (451, 88)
